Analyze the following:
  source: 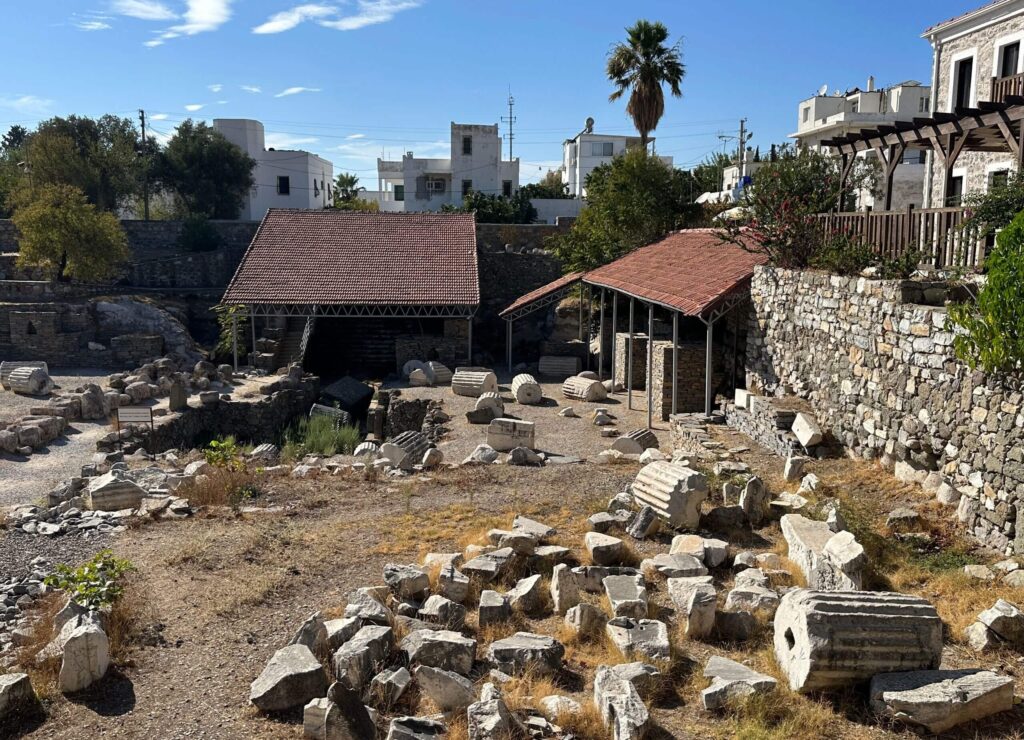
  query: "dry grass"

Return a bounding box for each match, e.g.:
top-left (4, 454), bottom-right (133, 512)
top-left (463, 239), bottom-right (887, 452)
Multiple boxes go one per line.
top-left (174, 467), bottom-right (261, 508)
top-left (13, 592), bottom-right (64, 703)
top-left (105, 576), bottom-right (159, 664)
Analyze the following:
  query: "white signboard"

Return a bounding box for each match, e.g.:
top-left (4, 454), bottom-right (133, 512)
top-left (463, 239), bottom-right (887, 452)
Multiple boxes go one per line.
top-left (117, 407), bottom-right (153, 425)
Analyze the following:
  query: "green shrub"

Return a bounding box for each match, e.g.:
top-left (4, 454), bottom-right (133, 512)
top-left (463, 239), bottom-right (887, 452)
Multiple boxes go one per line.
top-left (948, 210), bottom-right (1024, 373)
top-left (44, 550), bottom-right (134, 610)
top-left (810, 233), bottom-right (875, 275)
top-left (177, 214), bottom-right (222, 253)
top-left (204, 436), bottom-right (244, 471)
top-left (284, 415), bottom-right (361, 457)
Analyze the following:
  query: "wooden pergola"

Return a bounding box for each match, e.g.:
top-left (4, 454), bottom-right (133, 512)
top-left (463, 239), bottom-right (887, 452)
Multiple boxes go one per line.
top-left (822, 97), bottom-right (1024, 210)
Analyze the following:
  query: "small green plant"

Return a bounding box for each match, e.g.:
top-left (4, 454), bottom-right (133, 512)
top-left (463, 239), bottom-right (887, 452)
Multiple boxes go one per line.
top-left (177, 213), bottom-right (223, 253)
top-left (948, 210), bottom-right (1024, 373)
top-left (810, 232), bottom-right (876, 276)
top-left (44, 551), bottom-right (135, 610)
top-left (204, 436), bottom-right (244, 471)
top-left (283, 415), bottom-right (361, 457)
top-left (876, 249), bottom-right (921, 280)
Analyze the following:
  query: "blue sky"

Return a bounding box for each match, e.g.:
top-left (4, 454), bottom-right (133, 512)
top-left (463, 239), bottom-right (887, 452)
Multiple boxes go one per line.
top-left (1, 0), bottom-right (974, 184)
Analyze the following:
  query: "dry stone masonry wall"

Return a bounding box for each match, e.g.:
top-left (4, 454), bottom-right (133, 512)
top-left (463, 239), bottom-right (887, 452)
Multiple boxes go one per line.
top-left (746, 266), bottom-right (1024, 554)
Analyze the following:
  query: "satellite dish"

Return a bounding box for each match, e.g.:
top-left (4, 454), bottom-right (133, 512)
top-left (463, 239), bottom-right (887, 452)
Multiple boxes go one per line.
top-left (585, 116), bottom-right (595, 133)
top-left (818, 83), bottom-right (828, 96)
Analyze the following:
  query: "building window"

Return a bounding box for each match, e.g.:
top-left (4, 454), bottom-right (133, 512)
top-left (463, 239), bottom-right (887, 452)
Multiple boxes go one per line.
top-left (946, 175), bottom-right (965, 206)
top-left (850, 101), bottom-right (859, 114)
top-left (277, 176), bottom-right (290, 195)
top-left (502, 180), bottom-right (512, 198)
top-left (462, 136), bottom-right (472, 155)
top-left (461, 179), bottom-right (472, 198)
top-left (426, 178), bottom-right (445, 194)
top-left (394, 184), bottom-right (404, 201)
top-left (1000, 41), bottom-right (1020, 78)
top-left (918, 97), bottom-right (930, 113)
top-left (313, 179), bottom-right (320, 197)
top-left (953, 56), bottom-right (974, 109)
top-left (591, 141), bottom-right (614, 157)
top-left (568, 143), bottom-right (577, 165)
top-left (989, 169), bottom-right (1010, 190)
top-left (802, 107), bottom-right (810, 123)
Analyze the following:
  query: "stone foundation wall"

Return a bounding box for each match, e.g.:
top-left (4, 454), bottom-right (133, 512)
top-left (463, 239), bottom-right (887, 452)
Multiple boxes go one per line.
top-left (475, 223), bottom-right (568, 253)
top-left (394, 335), bottom-right (467, 371)
top-left (747, 265), bottom-right (1024, 554)
top-left (651, 341), bottom-right (723, 418)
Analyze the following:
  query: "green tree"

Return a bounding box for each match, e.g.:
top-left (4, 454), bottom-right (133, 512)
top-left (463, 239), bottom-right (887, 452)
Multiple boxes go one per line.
top-left (445, 190), bottom-right (537, 223)
top-left (12, 183), bottom-right (129, 282)
top-left (688, 152), bottom-right (733, 195)
top-left (607, 20), bottom-right (685, 148)
top-left (333, 172), bottom-right (363, 205)
top-left (948, 210), bottom-right (1024, 373)
top-left (552, 148), bottom-right (700, 271)
top-left (334, 198), bottom-right (380, 212)
top-left (519, 171), bottom-right (571, 199)
top-left (0, 126), bottom-right (28, 218)
top-left (156, 120), bottom-right (255, 219)
top-left (1, 125), bottom-right (27, 151)
top-left (26, 115), bottom-right (144, 212)
top-left (960, 171), bottom-right (1024, 238)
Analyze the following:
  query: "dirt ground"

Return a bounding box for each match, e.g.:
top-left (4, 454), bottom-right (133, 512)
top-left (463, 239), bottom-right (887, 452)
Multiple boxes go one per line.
top-left (384, 373), bottom-right (671, 462)
top-left (13, 412), bottom-right (1024, 740)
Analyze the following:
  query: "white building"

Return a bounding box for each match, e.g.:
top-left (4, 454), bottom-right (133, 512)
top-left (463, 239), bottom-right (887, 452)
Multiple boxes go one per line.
top-left (790, 78), bottom-right (931, 210)
top-left (213, 119), bottom-right (334, 221)
top-left (695, 154), bottom-right (769, 204)
top-left (561, 118), bottom-right (673, 198)
top-left (922, 0), bottom-right (1024, 207)
top-left (361, 122), bottom-right (519, 212)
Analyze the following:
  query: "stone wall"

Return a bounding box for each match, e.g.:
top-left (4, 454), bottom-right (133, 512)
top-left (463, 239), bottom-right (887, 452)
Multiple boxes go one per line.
top-left (612, 334), bottom-right (724, 418)
top-left (127, 247), bottom-right (247, 289)
top-left (395, 335), bottom-right (467, 371)
top-left (475, 223), bottom-right (568, 253)
top-left (746, 265), bottom-right (1024, 554)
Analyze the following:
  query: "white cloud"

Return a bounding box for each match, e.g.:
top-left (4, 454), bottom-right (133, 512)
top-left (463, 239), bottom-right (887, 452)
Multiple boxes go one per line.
top-left (208, 83), bottom-right (223, 92)
top-left (184, 103), bottom-right (204, 111)
top-left (274, 86), bottom-right (321, 98)
top-left (77, 19), bottom-right (113, 31)
top-left (265, 133), bottom-right (319, 149)
top-left (150, 113), bottom-right (169, 120)
top-left (240, 85), bottom-right (262, 94)
top-left (111, 0), bottom-right (177, 21)
top-left (169, 0), bottom-right (232, 35)
top-left (252, 3), bottom-right (336, 34)
top-left (346, 133), bottom-right (365, 139)
top-left (216, 100), bottom-right (228, 104)
top-left (0, 95), bottom-right (55, 118)
top-left (319, 0), bottom-right (420, 31)
top-left (143, 38), bottom-right (164, 46)
top-left (333, 137), bottom-right (446, 163)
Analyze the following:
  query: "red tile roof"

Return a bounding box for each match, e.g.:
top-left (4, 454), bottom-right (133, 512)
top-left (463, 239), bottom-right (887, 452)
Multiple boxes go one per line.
top-left (582, 230), bottom-right (767, 317)
top-left (499, 271), bottom-right (585, 318)
top-left (222, 210), bottom-right (480, 306)
top-left (923, 0), bottom-right (1005, 34)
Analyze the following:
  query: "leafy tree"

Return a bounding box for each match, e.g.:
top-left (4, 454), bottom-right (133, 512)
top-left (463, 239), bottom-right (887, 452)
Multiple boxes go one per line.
top-left (607, 20), bottom-right (684, 148)
top-left (334, 198), bottom-right (379, 212)
top-left (719, 148), bottom-right (876, 268)
top-left (552, 148), bottom-right (701, 270)
top-left (948, 210), bottom-right (1024, 373)
top-left (26, 115), bottom-right (144, 212)
top-left (519, 171), bottom-right (571, 199)
top-left (960, 171), bottom-right (1024, 238)
top-left (0, 126), bottom-right (28, 218)
top-left (445, 190), bottom-right (537, 223)
top-left (1, 125), bottom-right (27, 152)
top-left (333, 172), bottom-right (364, 205)
top-left (11, 183), bottom-right (129, 282)
top-left (688, 152), bottom-right (733, 195)
top-left (178, 214), bottom-right (223, 252)
top-left (156, 120), bottom-right (255, 219)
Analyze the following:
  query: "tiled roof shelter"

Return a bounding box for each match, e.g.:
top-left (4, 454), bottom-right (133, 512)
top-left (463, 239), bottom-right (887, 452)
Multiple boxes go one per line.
top-left (500, 230), bottom-right (765, 424)
top-left (223, 209), bottom-right (480, 314)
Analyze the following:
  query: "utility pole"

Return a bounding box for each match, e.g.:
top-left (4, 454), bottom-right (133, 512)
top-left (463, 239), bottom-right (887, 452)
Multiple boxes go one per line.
top-left (138, 109), bottom-right (150, 221)
top-left (501, 91), bottom-right (516, 161)
top-left (737, 118), bottom-right (747, 180)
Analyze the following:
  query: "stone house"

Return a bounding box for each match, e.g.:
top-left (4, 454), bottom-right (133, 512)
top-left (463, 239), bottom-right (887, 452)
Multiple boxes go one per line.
top-left (923, 0), bottom-right (1024, 207)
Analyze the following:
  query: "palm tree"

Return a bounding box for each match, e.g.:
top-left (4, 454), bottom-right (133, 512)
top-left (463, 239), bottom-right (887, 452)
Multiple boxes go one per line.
top-left (607, 20), bottom-right (684, 149)
top-left (333, 172), bottom-right (363, 204)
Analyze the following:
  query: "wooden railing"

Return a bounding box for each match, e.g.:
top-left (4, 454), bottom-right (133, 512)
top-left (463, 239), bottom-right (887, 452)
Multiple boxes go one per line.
top-left (991, 72), bottom-right (1024, 103)
top-left (816, 205), bottom-right (987, 269)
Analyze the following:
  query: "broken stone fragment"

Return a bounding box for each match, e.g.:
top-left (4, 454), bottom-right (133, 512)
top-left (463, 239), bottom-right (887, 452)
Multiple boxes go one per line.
top-left (701, 656), bottom-right (777, 710)
top-left (549, 563), bottom-right (579, 615)
top-left (631, 461), bottom-right (708, 529)
top-left (478, 590), bottom-right (511, 627)
top-left (487, 632), bottom-right (564, 675)
top-left (331, 625), bottom-right (393, 691)
top-left (414, 664), bottom-right (475, 711)
top-left (869, 669), bottom-right (1014, 733)
top-left (593, 663), bottom-right (650, 739)
top-left (386, 716), bottom-right (447, 739)
top-left (977, 599), bottom-right (1024, 647)
top-left (605, 617), bottom-right (670, 662)
top-left (604, 574), bottom-right (648, 619)
top-left (507, 574), bottom-right (545, 615)
top-left (585, 532), bottom-right (626, 566)
top-left (250, 644), bottom-right (327, 713)
top-left (564, 602), bottom-right (606, 637)
top-left (401, 629), bottom-right (476, 676)
top-left (641, 553), bottom-right (707, 580)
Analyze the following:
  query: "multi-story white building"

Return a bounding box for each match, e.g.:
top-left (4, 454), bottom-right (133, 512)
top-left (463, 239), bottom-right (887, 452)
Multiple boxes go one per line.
top-left (922, 0), bottom-right (1024, 207)
top-left (362, 122), bottom-right (519, 212)
top-left (561, 118), bottom-right (672, 197)
top-left (791, 78), bottom-right (932, 210)
top-left (213, 119), bottom-right (334, 221)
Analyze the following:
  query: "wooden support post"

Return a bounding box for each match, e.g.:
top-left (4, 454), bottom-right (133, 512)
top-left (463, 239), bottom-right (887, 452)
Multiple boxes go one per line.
top-left (250, 307), bottom-right (257, 367)
top-left (506, 320), bottom-right (512, 372)
top-left (671, 312), bottom-right (679, 417)
top-left (646, 302), bottom-right (654, 430)
top-left (627, 297), bottom-right (634, 410)
top-left (704, 318), bottom-right (714, 418)
top-left (586, 284), bottom-right (592, 371)
top-left (232, 313), bottom-right (238, 372)
top-left (610, 292), bottom-right (618, 387)
top-left (467, 317), bottom-right (473, 365)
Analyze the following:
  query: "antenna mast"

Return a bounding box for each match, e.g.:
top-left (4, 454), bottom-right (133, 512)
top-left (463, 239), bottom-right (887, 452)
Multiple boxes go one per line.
top-left (501, 90), bottom-right (516, 161)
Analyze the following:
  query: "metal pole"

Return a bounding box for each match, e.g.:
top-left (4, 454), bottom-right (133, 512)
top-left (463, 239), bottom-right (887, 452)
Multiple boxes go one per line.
top-left (578, 286), bottom-right (584, 342)
top-left (610, 293), bottom-right (618, 388)
top-left (646, 302), bottom-right (654, 429)
top-left (232, 313), bottom-right (238, 372)
top-left (467, 316), bottom-right (473, 365)
top-left (704, 317), bottom-right (714, 418)
top-left (250, 307), bottom-right (257, 368)
top-left (506, 320), bottom-right (512, 372)
top-left (627, 297), bottom-right (634, 410)
top-left (672, 311), bottom-right (679, 416)
top-left (598, 288), bottom-right (605, 380)
top-left (585, 284), bottom-right (592, 371)
top-left (731, 310), bottom-right (739, 393)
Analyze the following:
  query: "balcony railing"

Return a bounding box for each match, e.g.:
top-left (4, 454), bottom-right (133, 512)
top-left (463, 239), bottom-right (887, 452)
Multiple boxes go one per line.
top-left (991, 72), bottom-right (1024, 103)
top-left (816, 205), bottom-right (987, 269)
